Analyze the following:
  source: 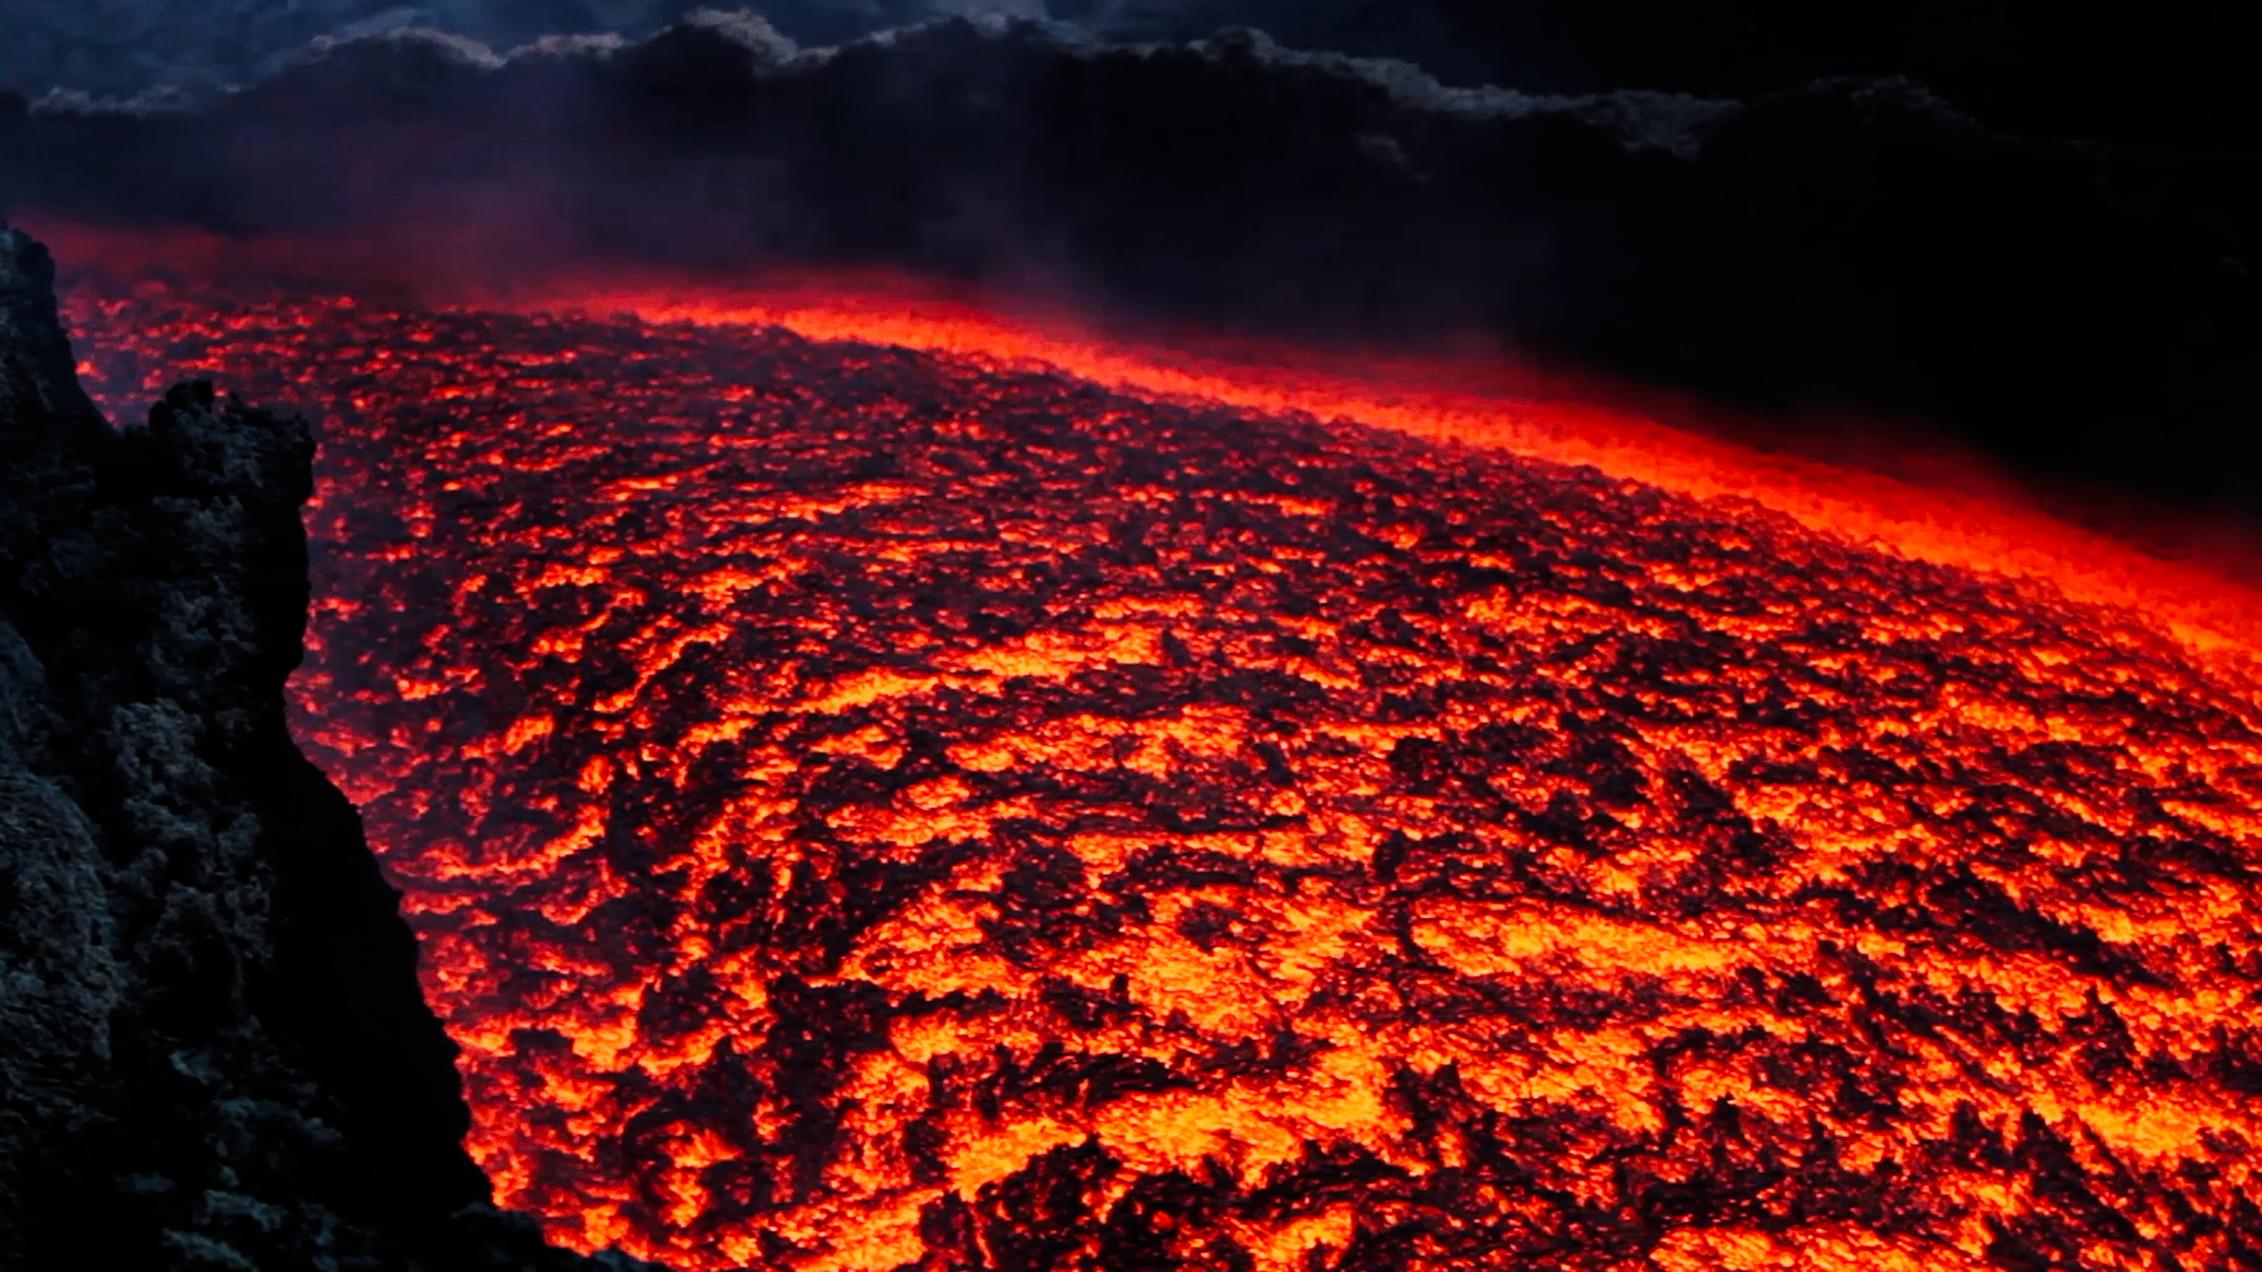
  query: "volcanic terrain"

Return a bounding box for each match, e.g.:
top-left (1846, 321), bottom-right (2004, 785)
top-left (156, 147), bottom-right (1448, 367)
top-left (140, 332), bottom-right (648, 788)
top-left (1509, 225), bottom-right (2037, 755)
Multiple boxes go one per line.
top-left (59, 272), bottom-right (2262, 1272)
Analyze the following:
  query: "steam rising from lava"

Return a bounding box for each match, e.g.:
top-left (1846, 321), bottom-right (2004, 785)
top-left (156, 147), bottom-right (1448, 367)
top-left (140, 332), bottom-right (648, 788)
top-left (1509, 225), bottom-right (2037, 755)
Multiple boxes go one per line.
top-left (60, 255), bottom-right (2262, 1270)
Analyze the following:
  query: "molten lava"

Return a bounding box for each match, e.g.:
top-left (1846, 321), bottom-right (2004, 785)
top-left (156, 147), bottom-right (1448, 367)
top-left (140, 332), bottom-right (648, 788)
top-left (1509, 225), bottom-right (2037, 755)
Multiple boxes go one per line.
top-left (61, 268), bottom-right (2262, 1271)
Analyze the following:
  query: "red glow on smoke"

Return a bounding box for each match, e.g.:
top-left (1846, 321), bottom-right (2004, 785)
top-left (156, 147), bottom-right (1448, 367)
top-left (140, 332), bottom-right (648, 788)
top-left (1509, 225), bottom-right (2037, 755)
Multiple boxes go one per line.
top-left (45, 218), bottom-right (2262, 1270)
top-left (37, 215), bottom-right (2262, 673)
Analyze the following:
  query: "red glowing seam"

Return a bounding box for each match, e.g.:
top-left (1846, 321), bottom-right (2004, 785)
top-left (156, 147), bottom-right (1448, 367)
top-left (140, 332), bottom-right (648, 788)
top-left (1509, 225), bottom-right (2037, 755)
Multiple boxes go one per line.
top-left (34, 213), bottom-right (2262, 675)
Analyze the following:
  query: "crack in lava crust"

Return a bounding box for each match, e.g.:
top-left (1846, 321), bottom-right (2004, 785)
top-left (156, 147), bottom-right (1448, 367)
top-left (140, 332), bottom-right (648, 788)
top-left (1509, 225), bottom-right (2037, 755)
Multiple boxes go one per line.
top-left (65, 284), bottom-right (2262, 1272)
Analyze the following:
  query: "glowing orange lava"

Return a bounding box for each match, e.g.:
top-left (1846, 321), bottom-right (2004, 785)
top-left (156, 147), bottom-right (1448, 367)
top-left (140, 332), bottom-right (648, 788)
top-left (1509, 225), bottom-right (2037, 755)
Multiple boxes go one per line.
top-left (34, 215), bottom-right (2262, 673)
top-left (55, 250), bottom-right (2262, 1271)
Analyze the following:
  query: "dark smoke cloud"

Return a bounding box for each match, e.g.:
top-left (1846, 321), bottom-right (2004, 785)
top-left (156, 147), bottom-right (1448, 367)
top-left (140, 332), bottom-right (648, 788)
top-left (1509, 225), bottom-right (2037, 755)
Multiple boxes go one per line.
top-left (5, 0), bottom-right (2257, 152)
top-left (0, 0), bottom-right (1043, 98)
top-left (0, 0), bottom-right (659, 97)
top-left (2, 13), bottom-right (2259, 518)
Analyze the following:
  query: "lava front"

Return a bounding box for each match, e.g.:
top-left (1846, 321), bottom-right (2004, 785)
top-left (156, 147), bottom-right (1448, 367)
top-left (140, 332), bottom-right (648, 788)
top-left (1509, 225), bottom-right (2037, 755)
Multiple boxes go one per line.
top-left (63, 282), bottom-right (2262, 1271)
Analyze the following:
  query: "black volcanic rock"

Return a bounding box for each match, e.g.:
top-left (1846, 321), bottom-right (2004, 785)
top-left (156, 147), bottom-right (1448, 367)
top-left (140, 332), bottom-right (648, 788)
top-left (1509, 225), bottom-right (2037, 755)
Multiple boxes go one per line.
top-left (0, 221), bottom-right (647, 1269)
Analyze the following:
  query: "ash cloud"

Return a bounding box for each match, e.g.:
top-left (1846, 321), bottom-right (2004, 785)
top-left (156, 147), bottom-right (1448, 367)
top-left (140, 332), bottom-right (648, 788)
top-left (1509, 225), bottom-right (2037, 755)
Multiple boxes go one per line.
top-left (5, 0), bottom-right (2256, 151)
top-left (0, 0), bottom-right (1043, 99)
top-left (2, 10), bottom-right (2259, 514)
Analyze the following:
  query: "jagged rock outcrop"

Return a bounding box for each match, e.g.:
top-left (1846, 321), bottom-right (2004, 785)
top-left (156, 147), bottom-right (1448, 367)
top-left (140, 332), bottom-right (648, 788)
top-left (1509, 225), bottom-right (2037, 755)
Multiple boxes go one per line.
top-left (0, 220), bottom-right (649, 1269)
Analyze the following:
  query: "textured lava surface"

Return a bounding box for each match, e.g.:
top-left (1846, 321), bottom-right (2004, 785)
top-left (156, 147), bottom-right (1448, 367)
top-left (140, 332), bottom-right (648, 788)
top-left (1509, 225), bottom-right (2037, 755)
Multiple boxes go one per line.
top-left (64, 282), bottom-right (2262, 1271)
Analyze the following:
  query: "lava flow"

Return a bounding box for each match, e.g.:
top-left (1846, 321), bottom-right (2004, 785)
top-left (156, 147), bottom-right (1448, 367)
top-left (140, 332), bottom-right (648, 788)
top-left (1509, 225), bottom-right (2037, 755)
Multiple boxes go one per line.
top-left (59, 270), bottom-right (2262, 1271)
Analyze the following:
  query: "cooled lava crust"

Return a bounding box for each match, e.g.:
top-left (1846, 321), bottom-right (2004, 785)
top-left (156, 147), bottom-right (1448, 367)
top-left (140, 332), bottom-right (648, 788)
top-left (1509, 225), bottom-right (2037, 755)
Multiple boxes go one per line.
top-left (65, 283), bottom-right (2262, 1272)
